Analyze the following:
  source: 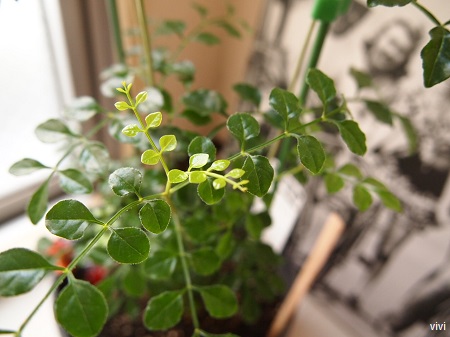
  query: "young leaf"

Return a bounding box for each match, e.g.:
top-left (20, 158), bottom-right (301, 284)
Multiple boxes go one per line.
top-left (269, 88), bottom-right (301, 127)
top-left (333, 120), bottom-right (367, 155)
top-left (188, 136), bottom-right (217, 162)
top-left (421, 26), bottom-right (450, 87)
top-left (168, 169), bottom-right (189, 183)
top-left (35, 119), bottom-right (77, 143)
top-left (190, 171), bottom-right (207, 184)
top-left (144, 250), bottom-right (178, 280)
top-left (9, 158), bottom-right (49, 176)
top-left (139, 199), bottom-right (171, 234)
top-left (197, 285), bottom-right (238, 318)
top-left (209, 160), bottom-right (230, 172)
top-left (108, 167), bottom-right (142, 197)
top-left (190, 248), bottom-right (221, 275)
top-left (241, 155), bottom-right (274, 197)
top-left (198, 178), bottom-right (225, 205)
top-left (46, 199), bottom-right (100, 240)
top-left (364, 100), bottom-right (393, 125)
top-left (195, 32), bottom-right (221, 45)
top-left (159, 135), bottom-right (177, 152)
top-left (145, 111), bottom-right (163, 128)
top-left (233, 83), bottom-right (261, 108)
top-left (141, 149), bottom-right (161, 165)
top-left (27, 180), bottom-right (49, 224)
top-left (295, 135), bottom-right (326, 174)
top-left (367, 0), bottom-right (412, 7)
top-left (226, 113), bottom-right (260, 147)
top-left (306, 68), bottom-right (336, 105)
top-left (189, 153), bottom-right (209, 169)
top-left (55, 279), bottom-right (108, 337)
top-left (122, 124), bottom-right (142, 137)
top-left (58, 169), bottom-right (93, 194)
top-left (212, 178), bottom-right (226, 190)
top-left (225, 168), bottom-right (245, 179)
top-left (144, 290), bottom-right (184, 331)
top-left (0, 248), bottom-right (58, 296)
top-left (325, 173), bottom-right (345, 193)
top-left (107, 227), bottom-right (150, 264)
top-left (353, 184), bottom-right (372, 211)
top-left (135, 91), bottom-right (148, 105)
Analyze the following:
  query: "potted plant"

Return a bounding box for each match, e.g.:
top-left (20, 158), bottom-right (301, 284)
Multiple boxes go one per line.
top-left (1, 0), bottom-right (449, 337)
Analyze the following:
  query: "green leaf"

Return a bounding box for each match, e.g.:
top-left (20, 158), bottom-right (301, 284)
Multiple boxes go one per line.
top-left (296, 135), bottom-right (326, 174)
top-left (269, 88), bottom-right (301, 127)
top-left (325, 173), bottom-right (345, 193)
top-left (122, 124), bottom-right (142, 137)
top-left (349, 67), bottom-right (373, 89)
top-left (64, 96), bottom-right (98, 121)
top-left (198, 178), bottom-right (225, 205)
top-left (55, 279), bottom-right (108, 337)
top-left (145, 111), bottom-right (163, 128)
top-left (245, 212), bottom-right (271, 240)
top-left (195, 32), bottom-right (221, 45)
top-left (35, 119), bottom-right (77, 143)
top-left (139, 200), bottom-right (171, 234)
top-left (108, 227), bottom-right (150, 264)
top-left (168, 169), bottom-right (189, 183)
top-left (337, 163), bottom-right (363, 179)
top-left (9, 158), bottom-right (49, 176)
top-left (192, 2), bottom-right (208, 16)
top-left (225, 168), bottom-right (245, 179)
top-left (353, 185), bottom-right (372, 211)
top-left (190, 171), bottom-right (207, 184)
top-left (216, 231), bottom-right (235, 260)
top-left (215, 20), bottom-right (241, 38)
top-left (159, 135), bottom-right (177, 152)
top-left (141, 149), bottom-right (161, 165)
top-left (136, 91), bottom-right (148, 105)
top-left (241, 155), bottom-right (274, 197)
top-left (182, 89), bottom-right (227, 116)
top-left (172, 61), bottom-right (195, 85)
top-left (58, 169), bottom-right (93, 194)
top-left (144, 250), bottom-right (177, 280)
top-left (209, 160), bottom-right (230, 172)
top-left (364, 100), bottom-right (393, 125)
top-left (108, 167), bottom-right (142, 197)
top-left (190, 248), bottom-right (221, 275)
top-left (367, 0), bottom-right (412, 7)
top-left (0, 248), bottom-right (57, 296)
top-left (233, 83), bottom-right (261, 107)
top-left (182, 109), bottom-right (212, 125)
top-left (0, 329), bottom-right (16, 334)
top-left (27, 181), bottom-right (49, 224)
top-left (377, 189), bottom-right (403, 212)
top-left (212, 178), bottom-right (226, 190)
top-left (421, 26), bottom-right (450, 87)
top-left (79, 142), bottom-right (109, 174)
top-left (122, 265), bottom-right (146, 297)
top-left (144, 290), bottom-right (184, 331)
top-left (333, 120), bottom-right (367, 155)
top-left (156, 20), bottom-right (186, 36)
top-left (227, 113), bottom-right (260, 148)
top-left (46, 199), bottom-right (100, 240)
top-left (197, 285), bottom-right (238, 318)
top-left (188, 136), bottom-right (216, 162)
top-left (306, 68), bottom-right (336, 105)
top-left (397, 115), bottom-right (418, 153)
top-left (189, 153), bottom-right (209, 169)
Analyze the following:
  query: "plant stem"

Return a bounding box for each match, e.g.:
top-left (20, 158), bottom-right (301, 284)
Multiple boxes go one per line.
top-left (299, 21), bottom-right (330, 105)
top-left (135, 0), bottom-right (155, 86)
top-left (107, 0), bottom-right (126, 64)
top-left (288, 20), bottom-right (317, 92)
top-left (169, 202), bottom-right (200, 329)
top-left (412, 0), bottom-right (442, 26)
top-left (227, 133), bottom-right (288, 161)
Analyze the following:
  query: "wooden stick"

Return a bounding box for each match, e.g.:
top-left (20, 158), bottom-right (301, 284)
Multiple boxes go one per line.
top-left (267, 212), bottom-right (345, 337)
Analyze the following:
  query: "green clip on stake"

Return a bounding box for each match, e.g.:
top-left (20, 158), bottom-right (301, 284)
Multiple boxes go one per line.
top-left (299, 0), bottom-right (352, 103)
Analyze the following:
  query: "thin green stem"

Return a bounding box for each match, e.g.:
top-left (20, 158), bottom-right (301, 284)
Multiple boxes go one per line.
top-left (227, 133), bottom-right (288, 161)
top-left (169, 202), bottom-right (200, 329)
top-left (288, 20), bottom-right (317, 92)
top-left (412, 1), bottom-right (442, 26)
top-left (135, 0), bottom-right (155, 86)
top-left (107, 0), bottom-right (126, 64)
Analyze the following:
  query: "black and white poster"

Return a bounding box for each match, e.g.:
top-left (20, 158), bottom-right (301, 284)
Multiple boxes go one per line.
top-left (246, 0), bottom-right (450, 336)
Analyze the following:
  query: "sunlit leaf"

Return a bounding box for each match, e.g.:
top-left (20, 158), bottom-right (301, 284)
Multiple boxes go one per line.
top-left (9, 158), bottom-right (49, 176)
top-left (35, 119), bottom-right (78, 143)
top-left (58, 169), bottom-right (93, 194)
